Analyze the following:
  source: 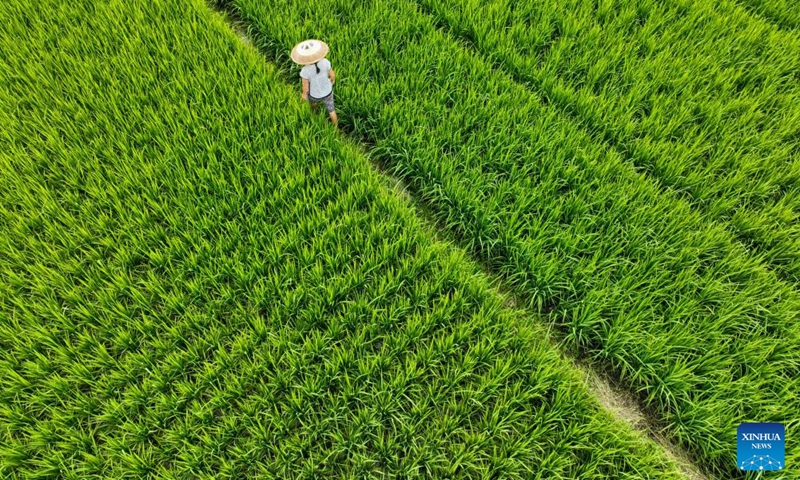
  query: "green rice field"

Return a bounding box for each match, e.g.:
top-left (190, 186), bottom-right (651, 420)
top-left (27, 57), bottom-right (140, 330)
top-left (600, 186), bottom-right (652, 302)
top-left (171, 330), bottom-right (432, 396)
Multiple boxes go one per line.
top-left (737, 0), bottom-right (800, 29)
top-left (1, 0), bottom-right (797, 478)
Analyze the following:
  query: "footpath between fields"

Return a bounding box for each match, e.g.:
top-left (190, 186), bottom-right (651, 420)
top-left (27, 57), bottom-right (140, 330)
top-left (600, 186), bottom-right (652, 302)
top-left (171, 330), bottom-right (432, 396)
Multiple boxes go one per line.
top-left (209, 4), bottom-right (712, 480)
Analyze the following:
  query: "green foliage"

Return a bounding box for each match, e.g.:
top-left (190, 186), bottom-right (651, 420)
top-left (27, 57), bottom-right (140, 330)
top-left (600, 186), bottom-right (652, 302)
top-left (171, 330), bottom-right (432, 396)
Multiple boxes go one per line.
top-left (227, 0), bottom-right (800, 475)
top-left (736, 0), bottom-right (800, 29)
top-left (0, 0), bottom-right (686, 478)
top-left (412, 0), bottom-right (800, 282)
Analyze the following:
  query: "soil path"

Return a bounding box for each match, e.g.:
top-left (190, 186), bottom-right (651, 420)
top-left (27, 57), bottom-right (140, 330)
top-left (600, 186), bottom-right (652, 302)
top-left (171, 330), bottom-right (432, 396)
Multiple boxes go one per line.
top-left (209, 5), bottom-right (714, 480)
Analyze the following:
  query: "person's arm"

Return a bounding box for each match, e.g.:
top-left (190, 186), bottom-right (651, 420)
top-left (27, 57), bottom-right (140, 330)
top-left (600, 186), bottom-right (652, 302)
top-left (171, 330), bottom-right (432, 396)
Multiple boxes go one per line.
top-left (301, 78), bottom-right (309, 99)
top-left (328, 68), bottom-right (335, 86)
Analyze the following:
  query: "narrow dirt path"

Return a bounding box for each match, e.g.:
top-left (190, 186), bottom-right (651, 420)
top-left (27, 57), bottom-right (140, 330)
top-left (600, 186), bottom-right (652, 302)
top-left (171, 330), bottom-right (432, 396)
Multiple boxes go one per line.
top-left (207, 5), bottom-right (715, 480)
top-left (498, 283), bottom-right (712, 480)
top-left (583, 368), bottom-right (709, 480)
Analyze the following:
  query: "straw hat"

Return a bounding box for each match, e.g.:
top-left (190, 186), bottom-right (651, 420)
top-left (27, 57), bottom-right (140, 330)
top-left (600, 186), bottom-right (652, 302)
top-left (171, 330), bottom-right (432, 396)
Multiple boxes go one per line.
top-left (290, 39), bottom-right (329, 65)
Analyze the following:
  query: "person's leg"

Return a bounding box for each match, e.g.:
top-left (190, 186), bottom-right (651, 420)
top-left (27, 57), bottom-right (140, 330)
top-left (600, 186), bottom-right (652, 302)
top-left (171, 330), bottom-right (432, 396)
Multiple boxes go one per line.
top-left (323, 93), bottom-right (338, 127)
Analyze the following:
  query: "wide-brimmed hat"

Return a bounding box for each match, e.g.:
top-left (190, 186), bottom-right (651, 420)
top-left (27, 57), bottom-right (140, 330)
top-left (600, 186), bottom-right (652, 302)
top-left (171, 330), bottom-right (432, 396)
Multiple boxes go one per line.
top-left (290, 39), bottom-right (329, 65)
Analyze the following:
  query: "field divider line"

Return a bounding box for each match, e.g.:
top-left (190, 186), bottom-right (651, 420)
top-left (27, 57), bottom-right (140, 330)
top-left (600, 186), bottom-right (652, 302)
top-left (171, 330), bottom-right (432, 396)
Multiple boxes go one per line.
top-left (208, 4), bottom-right (715, 480)
top-left (408, 0), bottom-right (799, 288)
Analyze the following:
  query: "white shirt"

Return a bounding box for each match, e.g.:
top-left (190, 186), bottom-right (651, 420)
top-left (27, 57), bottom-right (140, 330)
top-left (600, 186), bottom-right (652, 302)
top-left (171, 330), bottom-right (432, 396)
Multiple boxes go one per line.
top-left (300, 59), bottom-right (333, 99)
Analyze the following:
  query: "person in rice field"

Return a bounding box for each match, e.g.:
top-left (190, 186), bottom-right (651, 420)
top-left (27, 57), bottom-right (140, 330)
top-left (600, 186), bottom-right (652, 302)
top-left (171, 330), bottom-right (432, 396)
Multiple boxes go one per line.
top-left (291, 39), bottom-right (338, 128)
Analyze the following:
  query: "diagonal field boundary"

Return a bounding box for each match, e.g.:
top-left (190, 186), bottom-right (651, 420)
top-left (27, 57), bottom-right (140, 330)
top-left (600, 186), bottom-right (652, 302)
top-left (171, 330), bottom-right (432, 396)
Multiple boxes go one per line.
top-left (210, 0), bottom-right (800, 476)
top-left (209, 5), bottom-right (715, 480)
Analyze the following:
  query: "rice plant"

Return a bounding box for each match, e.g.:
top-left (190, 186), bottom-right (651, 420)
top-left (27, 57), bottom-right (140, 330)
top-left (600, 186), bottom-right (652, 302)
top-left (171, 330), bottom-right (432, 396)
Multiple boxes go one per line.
top-left (0, 0), bottom-right (690, 477)
top-left (734, 0), bottom-right (800, 29)
top-left (410, 0), bottom-right (800, 282)
top-left (226, 0), bottom-right (800, 475)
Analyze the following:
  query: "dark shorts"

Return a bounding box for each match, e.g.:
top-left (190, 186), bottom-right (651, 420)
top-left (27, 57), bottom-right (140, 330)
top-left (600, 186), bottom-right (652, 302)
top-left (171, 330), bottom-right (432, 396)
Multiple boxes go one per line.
top-left (308, 90), bottom-right (335, 113)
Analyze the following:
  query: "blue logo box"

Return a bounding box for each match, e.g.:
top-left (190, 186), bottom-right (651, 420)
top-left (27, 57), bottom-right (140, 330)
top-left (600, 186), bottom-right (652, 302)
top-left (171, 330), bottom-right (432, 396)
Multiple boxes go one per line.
top-left (738, 423), bottom-right (785, 471)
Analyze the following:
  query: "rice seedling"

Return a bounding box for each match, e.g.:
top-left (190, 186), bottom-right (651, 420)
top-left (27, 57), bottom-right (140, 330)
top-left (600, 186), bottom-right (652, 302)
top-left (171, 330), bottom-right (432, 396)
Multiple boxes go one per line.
top-left (225, 0), bottom-right (800, 475)
top-left (734, 0), bottom-right (800, 29)
top-left (410, 0), bottom-right (800, 282)
top-left (0, 0), bottom-right (689, 477)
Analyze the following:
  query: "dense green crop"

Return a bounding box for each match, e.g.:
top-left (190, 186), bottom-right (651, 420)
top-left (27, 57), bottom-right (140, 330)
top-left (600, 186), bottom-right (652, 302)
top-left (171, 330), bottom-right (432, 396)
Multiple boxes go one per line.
top-left (414, 0), bottom-right (800, 282)
top-left (0, 0), bottom-right (691, 477)
top-left (226, 0), bottom-right (800, 475)
top-left (737, 0), bottom-right (800, 29)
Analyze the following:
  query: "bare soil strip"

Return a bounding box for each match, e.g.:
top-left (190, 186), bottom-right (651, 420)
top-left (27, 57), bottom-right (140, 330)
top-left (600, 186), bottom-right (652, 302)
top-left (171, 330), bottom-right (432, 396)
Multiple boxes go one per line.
top-left (497, 287), bottom-right (712, 480)
top-left (583, 368), bottom-right (710, 480)
top-left (209, 4), bottom-right (715, 480)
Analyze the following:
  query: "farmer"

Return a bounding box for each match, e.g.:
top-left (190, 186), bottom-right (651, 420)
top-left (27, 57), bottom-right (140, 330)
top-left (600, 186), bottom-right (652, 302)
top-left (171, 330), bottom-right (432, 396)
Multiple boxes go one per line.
top-left (291, 39), bottom-right (338, 127)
